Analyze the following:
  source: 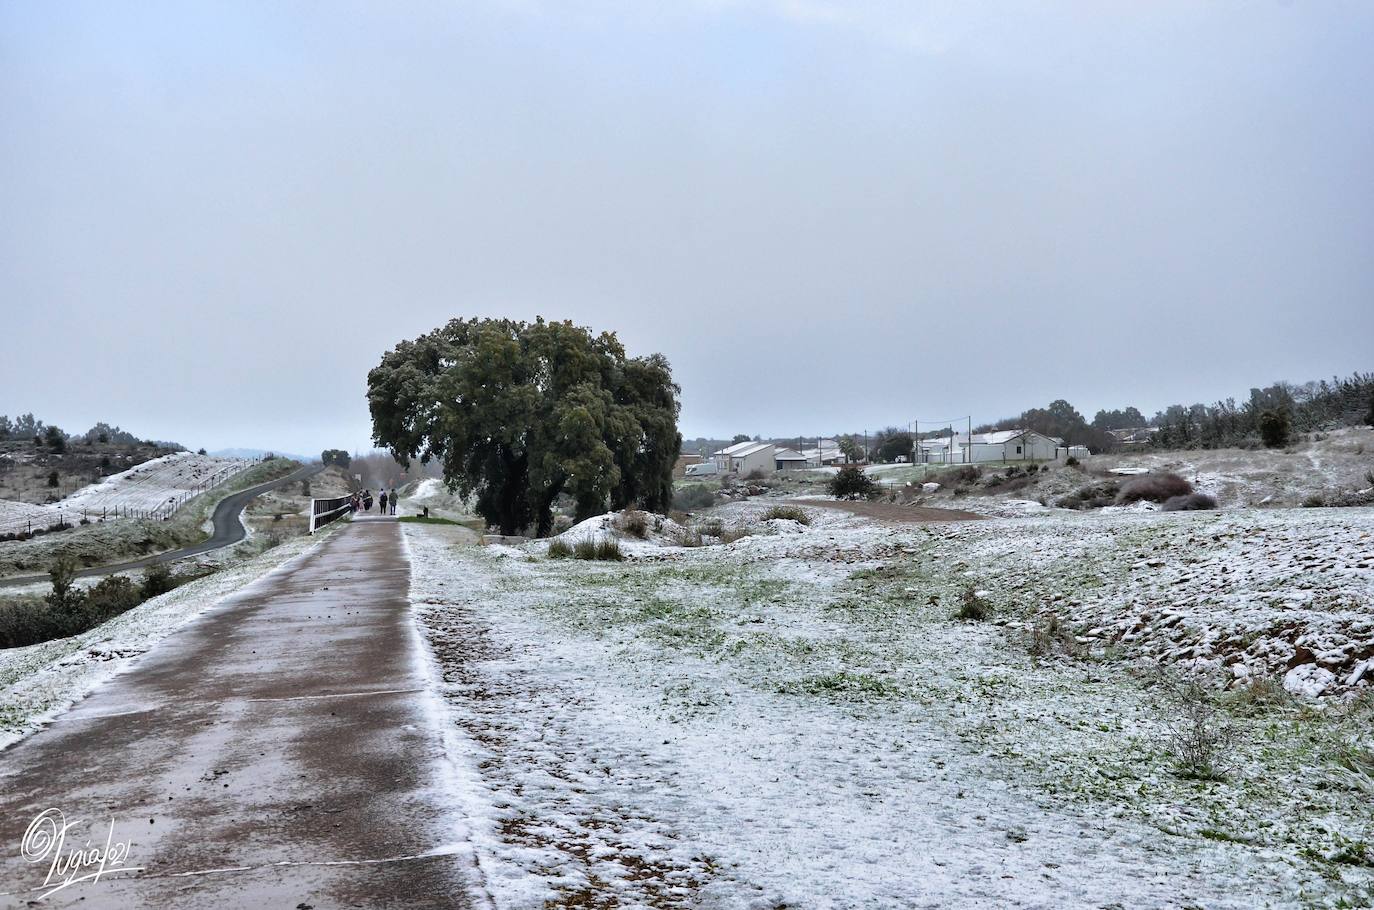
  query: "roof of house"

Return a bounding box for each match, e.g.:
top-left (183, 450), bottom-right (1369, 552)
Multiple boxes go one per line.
top-left (714, 441), bottom-right (774, 459)
top-left (713, 440), bottom-right (766, 457)
top-left (774, 448), bottom-right (809, 461)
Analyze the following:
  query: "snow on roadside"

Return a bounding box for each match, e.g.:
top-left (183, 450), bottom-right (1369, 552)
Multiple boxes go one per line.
top-left (402, 520), bottom-right (1342, 909)
top-left (0, 530), bottom-right (334, 751)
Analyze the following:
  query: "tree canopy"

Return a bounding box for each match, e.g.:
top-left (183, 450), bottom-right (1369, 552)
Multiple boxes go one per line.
top-left (367, 317), bottom-right (681, 536)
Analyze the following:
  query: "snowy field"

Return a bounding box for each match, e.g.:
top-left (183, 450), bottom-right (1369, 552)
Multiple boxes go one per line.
top-left (0, 452), bottom-right (251, 534)
top-left (403, 502), bottom-right (1373, 909)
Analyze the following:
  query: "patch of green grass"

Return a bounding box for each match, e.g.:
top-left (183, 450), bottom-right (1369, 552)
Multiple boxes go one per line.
top-left (397, 515), bottom-right (466, 526)
top-left (781, 671), bottom-right (906, 700)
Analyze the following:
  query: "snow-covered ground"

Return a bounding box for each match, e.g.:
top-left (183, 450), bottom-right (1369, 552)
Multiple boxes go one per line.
top-left (0, 452), bottom-right (252, 534)
top-left (59, 451), bottom-right (250, 515)
top-left (403, 502), bottom-right (1374, 909)
top-left (0, 530), bottom-right (333, 750)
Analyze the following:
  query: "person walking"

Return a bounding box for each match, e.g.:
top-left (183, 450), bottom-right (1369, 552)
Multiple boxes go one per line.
top-left (363, 489), bottom-right (373, 512)
top-left (389, 487), bottom-right (398, 515)
top-left (379, 489), bottom-right (388, 515)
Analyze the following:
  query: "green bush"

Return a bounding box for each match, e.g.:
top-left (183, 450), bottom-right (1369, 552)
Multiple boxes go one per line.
top-left (1259, 409), bottom-right (1291, 448)
top-left (84, 576), bottom-right (142, 622)
top-left (828, 465), bottom-right (878, 500)
top-left (569, 537), bottom-right (624, 561)
top-left (141, 563), bottom-right (174, 598)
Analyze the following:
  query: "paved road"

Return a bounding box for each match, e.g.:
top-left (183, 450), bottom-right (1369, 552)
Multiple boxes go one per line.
top-left (0, 463), bottom-right (324, 589)
top-left (0, 519), bottom-right (484, 908)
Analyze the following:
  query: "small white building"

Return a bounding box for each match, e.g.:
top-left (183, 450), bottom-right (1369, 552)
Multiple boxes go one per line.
top-left (712, 441), bottom-right (777, 476)
top-left (960, 429), bottom-right (1059, 463)
top-left (802, 439), bottom-right (847, 467)
top-left (917, 437), bottom-right (959, 463)
top-left (774, 448), bottom-right (810, 471)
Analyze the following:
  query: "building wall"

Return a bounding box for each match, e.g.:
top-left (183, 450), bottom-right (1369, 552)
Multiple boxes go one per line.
top-left (733, 447), bottom-right (776, 476)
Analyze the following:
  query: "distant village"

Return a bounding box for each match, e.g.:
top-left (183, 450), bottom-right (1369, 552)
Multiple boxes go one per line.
top-left (678, 428), bottom-right (1111, 478)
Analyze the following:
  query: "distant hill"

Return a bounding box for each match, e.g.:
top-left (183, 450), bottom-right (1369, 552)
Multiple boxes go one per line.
top-left (209, 448), bottom-right (312, 463)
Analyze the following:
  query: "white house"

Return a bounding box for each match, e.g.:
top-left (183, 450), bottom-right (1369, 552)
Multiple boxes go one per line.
top-left (960, 429), bottom-right (1059, 463)
top-left (712, 441), bottom-right (777, 476)
top-left (773, 448), bottom-right (810, 471)
top-left (917, 437), bottom-right (959, 463)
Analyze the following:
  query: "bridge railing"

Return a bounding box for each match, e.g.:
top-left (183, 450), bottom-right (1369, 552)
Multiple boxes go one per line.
top-left (309, 496), bottom-right (353, 534)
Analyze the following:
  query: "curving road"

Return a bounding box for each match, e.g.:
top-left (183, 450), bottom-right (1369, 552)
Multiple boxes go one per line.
top-left (0, 463), bottom-right (324, 589)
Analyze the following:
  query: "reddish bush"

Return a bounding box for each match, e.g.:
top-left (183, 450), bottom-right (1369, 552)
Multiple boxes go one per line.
top-left (1116, 473), bottom-right (1192, 505)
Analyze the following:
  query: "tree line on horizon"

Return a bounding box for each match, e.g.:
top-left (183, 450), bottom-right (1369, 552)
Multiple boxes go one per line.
top-left (0, 414), bottom-right (179, 451)
top-left (687, 370), bottom-right (1374, 461)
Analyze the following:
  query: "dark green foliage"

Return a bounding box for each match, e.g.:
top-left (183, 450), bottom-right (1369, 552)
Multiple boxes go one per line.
top-left (45, 557), bottom-right (83, 613)
top-left (871, 428), bottom-right (914, 463)
top-left (828, 465), bottom-right (878, 500)
top-left (197, 447), bottom-right (207, 455)
top-left (1366, 392), bottom-right (1374, 428)
top-left (730, 434), bottom-right (751, 444)
top-left (2, 565), bottom-right (165, 649)
top-left (141, 563), bottom-right (174, 599)
top-left (321, 449), bottom-right (352, 468)
top-left (44, 425), bottom-right (65, 453)
top-left (84, 576), bottom-right (141, 621)
top-left (46, 470), bottom-right (59, 488)
top-left (1258, 409), bottom-right (1291, 448)
top-left (367, 318), bottom-right (681, 536)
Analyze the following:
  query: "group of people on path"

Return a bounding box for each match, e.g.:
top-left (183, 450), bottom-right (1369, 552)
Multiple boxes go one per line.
top-left (349, 486), bottom-right (398, 516)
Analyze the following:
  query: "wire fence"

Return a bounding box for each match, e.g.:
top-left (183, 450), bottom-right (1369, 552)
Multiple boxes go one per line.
top-left (0, 459), bottom-right (257, 539)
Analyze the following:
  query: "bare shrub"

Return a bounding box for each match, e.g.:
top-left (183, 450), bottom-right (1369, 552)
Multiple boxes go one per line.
top-left (1116, 472), bottom-right (1192, 505)
top-left (699, 519), bottom-right (725, 538)
top-left (615, 510), bottom-right (649, 539)
top-left (1158, 677), bottom-right (1239, 780)
top-left (672, 484), bottom-right (717, 511)
top-left (1055, 480), bottom-right (1119, 510)
top-left (763, 505), bottom-right (810, 524)
top-left (956, 586), bottom-right (990, 621)
top-left (1161, 492), bottom-right (1218, 511)
top-left (1303, 494), bottom-right (1326, 508)
top-left (672, 527), bottom-right (704, 547)
top-left (744, 468), bottom-right (768, 481)
top-left (1026, 613), bottom-right (1080, 658)
top-left (594, 538), bottom-right (624, 561)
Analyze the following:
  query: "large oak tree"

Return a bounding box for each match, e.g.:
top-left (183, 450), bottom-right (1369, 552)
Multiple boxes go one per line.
top-left (367, 317), bottom-right (681, 536)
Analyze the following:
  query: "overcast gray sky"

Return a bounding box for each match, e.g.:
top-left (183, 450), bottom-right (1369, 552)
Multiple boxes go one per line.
top-left (3, 1), bottom-right (1371, 455)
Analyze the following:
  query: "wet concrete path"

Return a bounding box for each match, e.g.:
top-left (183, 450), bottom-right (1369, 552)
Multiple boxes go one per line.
top-left (0, 519), bottom-right (484, 908)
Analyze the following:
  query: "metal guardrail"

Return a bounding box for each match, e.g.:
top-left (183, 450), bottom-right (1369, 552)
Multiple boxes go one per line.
top-left (308, 496), bottom-right (354, 534)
